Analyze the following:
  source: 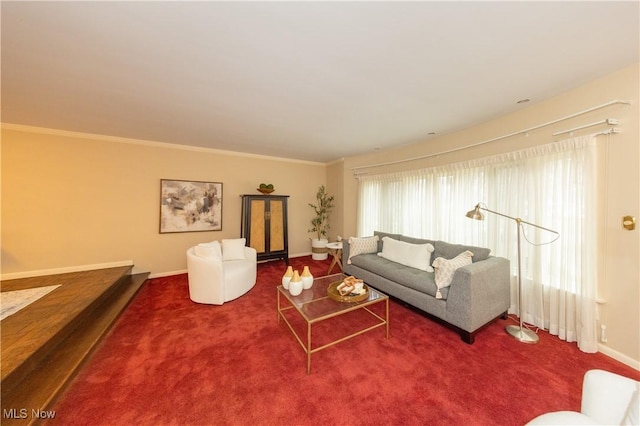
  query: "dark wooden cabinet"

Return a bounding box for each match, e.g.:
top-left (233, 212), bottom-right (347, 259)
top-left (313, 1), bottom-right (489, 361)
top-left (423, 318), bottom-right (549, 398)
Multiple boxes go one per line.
top-left (241, 195), bottom-right (289, 264)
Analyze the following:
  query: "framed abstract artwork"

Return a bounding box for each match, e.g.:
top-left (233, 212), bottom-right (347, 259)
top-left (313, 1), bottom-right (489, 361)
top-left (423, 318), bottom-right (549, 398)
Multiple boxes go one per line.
top-left (160, 179), bottom-right (222, 233)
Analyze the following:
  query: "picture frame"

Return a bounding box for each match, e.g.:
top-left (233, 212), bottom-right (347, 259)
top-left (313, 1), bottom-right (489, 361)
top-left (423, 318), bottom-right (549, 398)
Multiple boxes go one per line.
top-left (160, 179), bottom-right (222, 233)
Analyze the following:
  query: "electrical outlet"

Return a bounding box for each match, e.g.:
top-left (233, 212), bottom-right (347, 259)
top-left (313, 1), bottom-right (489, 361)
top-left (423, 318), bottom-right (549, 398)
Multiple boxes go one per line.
top-left (600, 324), bottom-right (607, 343)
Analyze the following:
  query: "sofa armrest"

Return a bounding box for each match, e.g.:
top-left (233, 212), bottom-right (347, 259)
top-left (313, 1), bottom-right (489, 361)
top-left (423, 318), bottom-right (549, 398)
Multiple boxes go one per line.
top-left (444, 256), bottom-right (511, 332)
top-left (243, 246), bottom-right (257, 262)
top-left (187, 248), bottom-right (224, 278)
top-left (582, 369), bottom-right (639, 424)
top-left (186, 248), bottom-right (225, 304)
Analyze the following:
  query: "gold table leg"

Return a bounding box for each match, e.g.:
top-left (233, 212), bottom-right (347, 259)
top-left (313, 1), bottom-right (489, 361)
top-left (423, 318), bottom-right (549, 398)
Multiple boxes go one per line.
top-left (277, 288), bottom-right (281, 323)
top-left (307, 322), bottom-right (312, 375)
top-left (386, 297), bottom-right (389, 338)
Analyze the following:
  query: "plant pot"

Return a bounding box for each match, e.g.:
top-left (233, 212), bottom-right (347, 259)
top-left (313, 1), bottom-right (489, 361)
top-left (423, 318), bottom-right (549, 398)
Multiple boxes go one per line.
top-left (311, 238), bottom-right (329, 261)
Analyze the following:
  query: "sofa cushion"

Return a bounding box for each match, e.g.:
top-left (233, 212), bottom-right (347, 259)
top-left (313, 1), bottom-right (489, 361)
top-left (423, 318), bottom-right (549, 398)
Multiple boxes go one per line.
top-left (350, 253), bottom-right (449, 299)
top-left (432, 250), bottom-right (474, 299)
top-left (347, 235), bottom-right (379, 264)
top-left (434, 241), bottom-right (490, 263)
top-left (378, 236), bottom-right (435, 272)
top-left (222, 238), bottom-right (247, 261)
top-left (194, 241), bottom-right (222, 260)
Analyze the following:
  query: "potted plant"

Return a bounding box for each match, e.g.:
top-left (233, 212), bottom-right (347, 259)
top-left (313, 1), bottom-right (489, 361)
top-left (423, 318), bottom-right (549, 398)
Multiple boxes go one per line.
top-left (308, 185), bottom-right (335, 260)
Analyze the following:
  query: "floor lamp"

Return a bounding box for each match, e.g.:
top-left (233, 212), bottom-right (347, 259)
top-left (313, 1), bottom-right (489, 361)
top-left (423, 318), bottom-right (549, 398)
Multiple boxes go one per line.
top-left (465, 203), bottom-right (559, 344)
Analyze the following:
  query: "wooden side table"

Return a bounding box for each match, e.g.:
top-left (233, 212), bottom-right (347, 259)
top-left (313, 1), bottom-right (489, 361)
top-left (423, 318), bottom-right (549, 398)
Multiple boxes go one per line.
top-left (326, 242), bottom-right (343, 274)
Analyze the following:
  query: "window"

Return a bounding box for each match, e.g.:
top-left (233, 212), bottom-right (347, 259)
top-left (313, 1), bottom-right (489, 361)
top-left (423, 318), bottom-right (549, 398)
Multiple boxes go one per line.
top-left (357, 135), bottom-right (599, 352)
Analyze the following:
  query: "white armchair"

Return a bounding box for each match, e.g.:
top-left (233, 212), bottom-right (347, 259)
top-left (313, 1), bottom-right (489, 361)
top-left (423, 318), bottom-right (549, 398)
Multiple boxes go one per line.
top-left (186, 239), bottom-right (257, 305)
top-left (527, 369), bottom-right (639, 425)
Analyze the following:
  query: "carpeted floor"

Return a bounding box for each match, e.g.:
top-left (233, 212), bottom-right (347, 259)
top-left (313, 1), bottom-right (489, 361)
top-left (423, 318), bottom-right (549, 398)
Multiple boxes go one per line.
top-left (47, 256), bottom-right (639, 425)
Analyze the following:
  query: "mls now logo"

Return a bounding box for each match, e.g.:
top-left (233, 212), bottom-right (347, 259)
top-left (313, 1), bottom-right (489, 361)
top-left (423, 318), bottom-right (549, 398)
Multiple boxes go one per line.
top-left (3, 408), bottom-right (56, 419)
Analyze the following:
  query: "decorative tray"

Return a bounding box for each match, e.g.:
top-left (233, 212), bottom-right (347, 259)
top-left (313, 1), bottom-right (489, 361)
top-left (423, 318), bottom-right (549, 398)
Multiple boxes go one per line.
top-left (327, 281), bottom-right (369, 303)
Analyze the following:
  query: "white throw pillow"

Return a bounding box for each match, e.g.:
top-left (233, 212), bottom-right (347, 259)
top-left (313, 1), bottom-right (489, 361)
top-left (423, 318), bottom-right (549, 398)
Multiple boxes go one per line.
top-left (377, 237), bottom-right (435, 272)
top-left (222, 238), bottom-right (247, 261)
top-left (432, 250), bottom-right (474, 299)
top-left (347, 235), bottom-right (379, 264)
top-left (194, 241), bottom-right (222, 260)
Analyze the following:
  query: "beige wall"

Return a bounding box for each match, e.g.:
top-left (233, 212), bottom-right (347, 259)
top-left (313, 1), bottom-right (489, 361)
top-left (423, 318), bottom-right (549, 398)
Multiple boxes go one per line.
top-left (1, 129), bottom-right (327, 276)
top-left (341, 63), bottom-right (640, 368)
top-left (325, 160), bottom-right (344, 242)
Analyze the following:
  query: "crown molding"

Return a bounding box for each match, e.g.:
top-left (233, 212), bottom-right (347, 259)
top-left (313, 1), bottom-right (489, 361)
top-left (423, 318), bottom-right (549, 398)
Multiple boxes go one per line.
top-left (1, 122), bottom-right (327, 166)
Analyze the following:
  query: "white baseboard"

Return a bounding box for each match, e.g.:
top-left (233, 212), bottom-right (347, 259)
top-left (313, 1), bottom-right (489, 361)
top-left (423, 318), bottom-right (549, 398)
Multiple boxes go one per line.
top-left (598, 343), bottom-right (640, 371)
top-left (147, 253), bottom-right (318, 279)
top-left (289, 252), bottom-right (313, 258)
top-left (148, 269), bottom-right (187, 279)
top-left (1, 260), bottom-right (134, 281)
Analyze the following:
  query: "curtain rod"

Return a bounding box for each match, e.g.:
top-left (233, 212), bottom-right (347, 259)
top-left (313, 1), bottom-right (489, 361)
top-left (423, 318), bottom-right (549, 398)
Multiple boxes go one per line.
top-left (351, 99), bottom-right (631, 171)
top-left (595, 128), bottom-right (620, 136)
top-left (353, 128), bottom-right (620, 177)
top-left (552, 118), bottom-right (619, 136)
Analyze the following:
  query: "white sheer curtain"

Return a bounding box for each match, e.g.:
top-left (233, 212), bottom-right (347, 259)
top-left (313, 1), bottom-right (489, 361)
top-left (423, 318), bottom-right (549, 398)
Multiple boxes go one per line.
top-left (357, 135), bottom-right (599, 352)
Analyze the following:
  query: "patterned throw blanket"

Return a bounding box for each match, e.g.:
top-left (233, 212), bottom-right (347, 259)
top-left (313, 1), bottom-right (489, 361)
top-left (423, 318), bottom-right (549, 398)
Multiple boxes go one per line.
top-left (0, 285), bottom-right (60, 320)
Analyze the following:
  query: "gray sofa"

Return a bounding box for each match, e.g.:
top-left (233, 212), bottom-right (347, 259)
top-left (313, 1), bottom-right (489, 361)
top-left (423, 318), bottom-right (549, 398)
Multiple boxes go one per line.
top-left (343, 231), bottom-right (510, 344)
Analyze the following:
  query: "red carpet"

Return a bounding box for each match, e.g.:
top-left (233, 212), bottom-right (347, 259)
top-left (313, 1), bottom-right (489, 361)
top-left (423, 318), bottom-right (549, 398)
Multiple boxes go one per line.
top-left (48, 256), bottom-right (639, 425)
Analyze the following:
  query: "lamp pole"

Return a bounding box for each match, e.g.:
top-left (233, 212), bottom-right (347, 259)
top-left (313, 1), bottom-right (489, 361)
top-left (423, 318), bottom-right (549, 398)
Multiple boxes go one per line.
top-left (466, 204), bottom-right (559, 344)
top-left (509, 218), bottom-right (540, 343)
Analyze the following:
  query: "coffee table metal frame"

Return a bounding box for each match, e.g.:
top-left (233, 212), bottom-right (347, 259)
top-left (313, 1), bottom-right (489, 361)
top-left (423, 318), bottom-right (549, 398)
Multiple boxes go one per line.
top-left (277, 273), bottom-right (389, 374)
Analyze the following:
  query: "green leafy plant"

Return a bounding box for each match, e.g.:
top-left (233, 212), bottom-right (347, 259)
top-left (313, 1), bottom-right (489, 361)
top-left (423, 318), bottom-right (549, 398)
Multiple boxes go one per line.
top-left (308, 185), bottom-right (335, 240)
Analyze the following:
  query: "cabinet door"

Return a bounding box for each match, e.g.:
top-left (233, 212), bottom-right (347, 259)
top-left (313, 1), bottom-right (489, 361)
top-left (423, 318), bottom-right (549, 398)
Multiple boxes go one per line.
top-left (249, 199), bottom-right (266, 254)
top-left (241, 195), bottom-right (288, 263)
top-left (268, 199), bottom-right (284, 252)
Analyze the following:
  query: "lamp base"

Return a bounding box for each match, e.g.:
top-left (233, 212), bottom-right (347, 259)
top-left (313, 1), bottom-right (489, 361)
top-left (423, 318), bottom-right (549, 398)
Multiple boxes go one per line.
top-left (505, 325), bottom-right (539, 344)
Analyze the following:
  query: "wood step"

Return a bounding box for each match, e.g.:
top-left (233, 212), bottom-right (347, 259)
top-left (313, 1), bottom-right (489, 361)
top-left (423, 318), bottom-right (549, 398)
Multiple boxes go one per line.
top-left (1, 268), bottom-right (148, 425)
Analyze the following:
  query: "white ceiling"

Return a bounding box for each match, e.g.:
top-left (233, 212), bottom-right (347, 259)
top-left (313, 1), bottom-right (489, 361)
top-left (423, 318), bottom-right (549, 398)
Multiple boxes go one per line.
top-left (2, 1), bottom-right (638, 163)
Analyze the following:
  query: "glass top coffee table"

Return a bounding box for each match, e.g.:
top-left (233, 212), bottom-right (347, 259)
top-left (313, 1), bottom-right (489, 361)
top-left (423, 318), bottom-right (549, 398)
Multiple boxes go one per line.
top-left (277, 273), bottom-right (389, 374)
